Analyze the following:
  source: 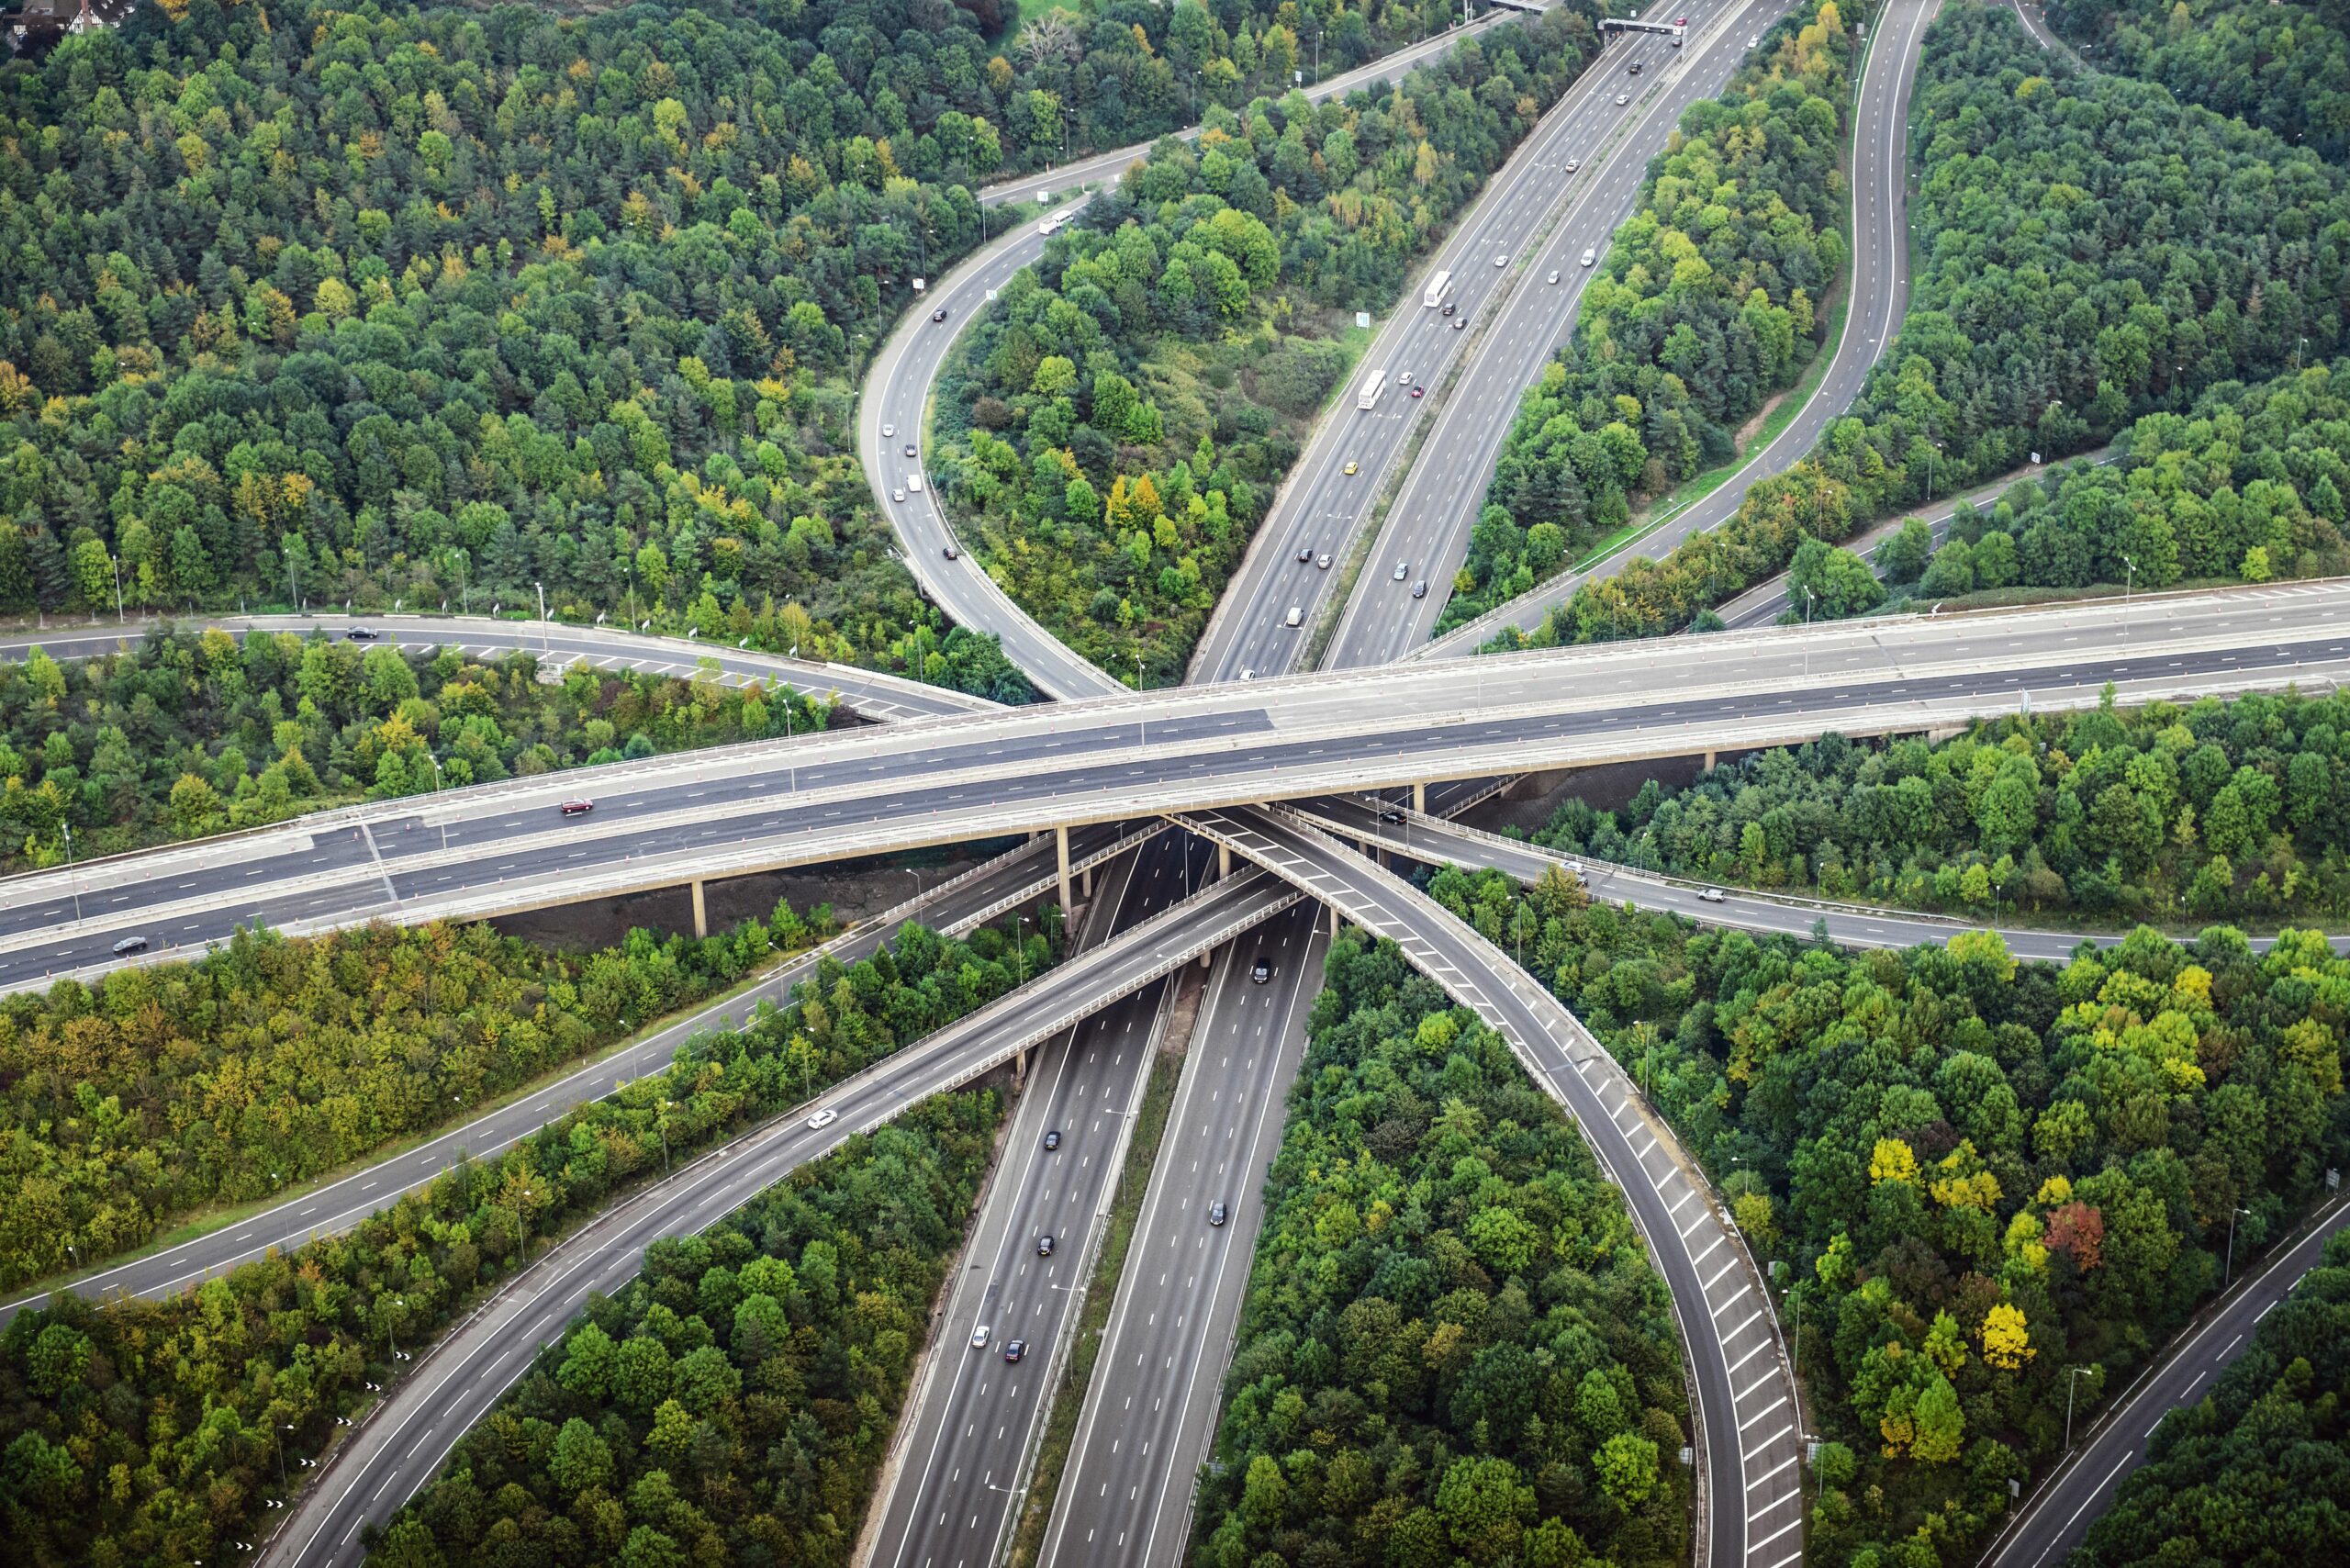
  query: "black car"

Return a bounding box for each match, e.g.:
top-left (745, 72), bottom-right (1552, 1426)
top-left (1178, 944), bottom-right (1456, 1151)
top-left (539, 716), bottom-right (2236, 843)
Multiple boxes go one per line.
top-left (1250, 958), bottom-right (1272, 983)
top-left (1208, 1202), bottom-right (1228, 1226)
top-left (1044, 1128), bottom-right (1062, 1150)
top-left (111, 935), bottom-right (150, 956)
top-left (932, 307), bottom-right (948, 323)
top-left (1378, 808), bottom-right (1405, 824)
top-left (345, 626), bottom-right (378, 641)
top-left (1440, 301), bottom-right (1458, 317)
top-left (1412, 579), bottom-right (1428, 599)
top-left (1003, 1338), bottom-right (1026, 1362)
top-left (1036, 1234), bottom-right (1055, 1257)
top-left (1295, 546), bottom-right (1314, 564)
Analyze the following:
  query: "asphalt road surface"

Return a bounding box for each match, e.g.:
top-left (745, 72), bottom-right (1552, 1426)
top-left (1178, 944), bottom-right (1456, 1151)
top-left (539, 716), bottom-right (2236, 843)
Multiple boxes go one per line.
top-left (1183, 803), bottom-right (1807, 1568)
top-left (256, 857), bottom-right (1307, 1568)
top-left (0, 823), bottom-right (1142, 1323)
top-left (0, 613), bottom-right (990, 722)
top-left (8, 586), bottom-right (2344, 993)
top-left (1416, 0), bottom-right (1942, 659)
top-left (1196, 0), bottom-right (1778, 683)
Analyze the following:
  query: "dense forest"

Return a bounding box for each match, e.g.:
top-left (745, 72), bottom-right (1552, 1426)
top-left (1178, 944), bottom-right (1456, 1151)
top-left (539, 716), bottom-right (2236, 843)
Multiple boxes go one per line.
top-left (0, 0), bottom-right (1461, 679)
top-left (932, 9), bottom-right (1603, 681)
top-left (2043, 0), bottom-right (2350, 163)
top-left (1191, 926), bottom-right (1691, 1568)
top-left (2072, 1226), bottom-right (2350, 1567)
top-left (0, 625), bottom-right (832, 868)
top-left (1445, 1), bottom-right (1852, 633)
top-left (0, 908), bottom-right (1053, 1567)
top-left (1895, 361), bottom-right (2350, 610)
top-left (1536, 687), bottom-right (2350, 925)
top-left (1502, 2), bottom-right (2350, 649)
top-left (364, 1092), bottom-right (1001, 1568)
top-left (0, 909), bottom-right (831, 1292)
top-left (1421, 859), bottom-right (2350, 1567)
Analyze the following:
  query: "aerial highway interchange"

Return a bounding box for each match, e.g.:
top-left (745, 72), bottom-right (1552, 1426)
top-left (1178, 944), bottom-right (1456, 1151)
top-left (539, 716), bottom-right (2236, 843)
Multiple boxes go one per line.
top-left (12, 6), bottom-right (2347, 1568)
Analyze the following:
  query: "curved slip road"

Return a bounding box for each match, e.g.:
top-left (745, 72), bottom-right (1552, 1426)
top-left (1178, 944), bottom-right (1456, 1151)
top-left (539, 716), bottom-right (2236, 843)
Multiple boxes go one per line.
top-left (1416, 0), bottom-right (1942, 660)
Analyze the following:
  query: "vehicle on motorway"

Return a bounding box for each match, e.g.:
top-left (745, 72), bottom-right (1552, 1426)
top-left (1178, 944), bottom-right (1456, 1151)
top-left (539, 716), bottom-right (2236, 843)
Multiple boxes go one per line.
top-left (1698, 887), bottom-right (1726, 903)
top-left (1045, 1128), bottom-right (1062, 1150)
top-left (1295, 545), bottom-right (1314, 564)
top-left (1038, 208), bottom-right (1073, 236)
top-left (902, 442), bottom-right (918, 458)
top-left (808, 1108), bottom-right (838, 1129)
top-left (1284, 606), bottom-right (1304, 629)
top-left (1411, 386), bottom-right (1425, 398)
top-left (1565, 158), bottom-right (1582, 173)
top-left (1003, 1338), bottom-right (1025, 1362)
top-left (971, 1324), bottom-right (991, 1349)
top-left (559, 799), bottom-right (594, 816)
top-left (1358, 366), bottom-right (1387, 410)
top-left (881, 422), bottom-right (895, 438)
top-left (1251, 958), bottom-right (1273, 983)
top-left (1344, 460), bottom-right (1359, 476)
top-left (1451, 317), bottom-right (1467, 330)
top-left (1392, 560), bottom-right (1409, 581)
top-left (1036, 1233), bottom-right (1055, 1257)
top-left (1412, 580), bottom-right (1428, 599)
top-left (1628, 59), bottom-right (1642, 73)
top-left (111, 935), bottom-right (150, 956)
top-left (1441, 300), bottom-right (1458, 317)
top-left (1617, 92), bottom-right (1631, 105)
top-left (1582, 247), bottom-right (1597, 267)
top-left (1208, 1202), bottom-right (1229, 1226)
top-left (1239, 668), bottom-right (1254, 679)
top-left (1493, 253), bottom-right (1507, 267)
top-left (931, 307), bottom-right (947, 323)
top-left (942, 543), bottom-right (958, 560)
top-left (892, 487), bottom-right (905, 502)
top-left (1547, 269), bottom-right (1561, 285)
top-left (345, 626), bottom-right (379, 641)
top-left (1423, 269), bottom-right (1452, 308)
top-left (1316, 553), bottom-right (1333, 568)
top-left (1378, 808), bottom-right (1405, 823)
top-left (906, 473), bottom-right (923, 493)
top-left (1748, 34), bottom-right (1760, 46)
top-left (1398, 371), bottom-right (1412, 386)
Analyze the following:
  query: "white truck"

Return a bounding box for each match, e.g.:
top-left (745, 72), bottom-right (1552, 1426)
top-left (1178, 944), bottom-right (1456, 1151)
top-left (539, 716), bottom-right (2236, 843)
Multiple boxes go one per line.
top-left (1038, 208), bottom-right (1073, 237)
top-left (1359, 366), bottom-right (1387, 411)
top-left (1423, 269), bottom-right (1452, 308)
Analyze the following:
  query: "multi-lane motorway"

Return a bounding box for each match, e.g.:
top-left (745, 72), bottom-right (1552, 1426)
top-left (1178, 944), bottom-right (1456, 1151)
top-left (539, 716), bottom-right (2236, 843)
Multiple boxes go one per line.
top-left (1415, 0), bottom-right (1941, 659)
top-left (258, 859), bottom-right (1309, 1568)
top-left (9, 585), bottom-right (2344, 993)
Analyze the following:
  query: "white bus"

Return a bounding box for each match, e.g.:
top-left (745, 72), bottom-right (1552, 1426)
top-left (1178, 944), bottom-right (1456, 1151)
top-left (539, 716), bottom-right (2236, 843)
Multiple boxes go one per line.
top-left (1038, 208), bottom-right (1074, 237)
top-left (1423, 269), bottom-right (1453, 308)
top-left (1359, 367), bottom-right (1387, 411)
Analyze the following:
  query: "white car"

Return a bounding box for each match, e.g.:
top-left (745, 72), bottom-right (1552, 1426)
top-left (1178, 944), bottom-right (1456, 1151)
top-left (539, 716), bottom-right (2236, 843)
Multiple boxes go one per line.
top-left (881, 422), bottom-right (896, 438)
top-left (1582, 248), bottom-right (1597, 267)
top-left (1565, 158), bottom-right (1582, 174)
top-left (1617, 92), bottom-right (1631, 106)
top-left (807, 1108), bottom-right (838, 1129)
top-left (970, 1324), bottom-right (991, 1350)
top-left (1493, 253), bottom-right (1507, 267)
top-left (1547, 270), bottom-right (1561, 285)
top-left (1697, 888), bottom-right (1726, 903)
top-left (891, 487), bottom-right (905, 503)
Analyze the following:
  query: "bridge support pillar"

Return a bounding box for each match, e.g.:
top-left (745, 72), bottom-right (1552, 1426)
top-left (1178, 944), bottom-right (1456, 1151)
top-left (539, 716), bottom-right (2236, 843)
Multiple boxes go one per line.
top-left (1412, 781), bottom-right (1426, 813)
top-left (1080, 865), bottom-right (1093, 900)
top-left (1328, 902), bottom-right (1343, 939)
top-left (1013, 1047), bottom-right (1027, 1092)
top-left (1217, 844), bottom-right (1231, 880)
top-left (689, 879), bottom-right (709, 939)
top-left (1056, 825), bottom-right (1072, 911)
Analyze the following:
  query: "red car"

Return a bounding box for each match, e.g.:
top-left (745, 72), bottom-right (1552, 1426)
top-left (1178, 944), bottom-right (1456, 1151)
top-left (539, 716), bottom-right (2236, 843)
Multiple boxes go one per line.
top-left (559, 800), bottom-right (595, 816)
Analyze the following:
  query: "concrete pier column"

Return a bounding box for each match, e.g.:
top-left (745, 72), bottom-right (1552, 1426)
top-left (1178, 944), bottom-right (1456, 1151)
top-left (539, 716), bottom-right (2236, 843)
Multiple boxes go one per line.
top-left (1013, 1047), bottom-right (1028, 1092)
top-left (1703, 749), bottom-right (1717, 772)
top-left (1329, 902), bottom-right (1343, 939)
top-left (1412, 781), bottom-right (1426, 813)
top-left (690, 879), bottom-right (709, 938)
top-left (1217, 844), bottom-right (1231, 880)
top-left (1056, 825), bottom-right (1072, 911)
top-left (1080, 864), bottom-right (1093, 899)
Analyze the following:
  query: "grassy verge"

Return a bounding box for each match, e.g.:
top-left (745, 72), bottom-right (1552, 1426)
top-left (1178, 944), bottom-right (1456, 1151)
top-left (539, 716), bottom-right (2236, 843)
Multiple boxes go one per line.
top-left (5, 938), bottom-right (820, 1304)
top-left (1004, 1033), bottom-right (1188, 1568)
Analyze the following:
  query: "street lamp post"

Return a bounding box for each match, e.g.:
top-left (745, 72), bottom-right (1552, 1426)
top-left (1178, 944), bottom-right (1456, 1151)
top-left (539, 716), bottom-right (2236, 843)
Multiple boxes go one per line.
top-left (2224, 1204), bottom-right (2253, 1288)
top-left (60, 820), bottom-right (81, 924)
top-left (2064, 1364), bottom-right (2093, 1450)
top-left (110, 554), bottom-right (125, 623)
top-left (427, 754), bottom-right (450, 854)
top-left (534, 580), bottom-right (549, 656)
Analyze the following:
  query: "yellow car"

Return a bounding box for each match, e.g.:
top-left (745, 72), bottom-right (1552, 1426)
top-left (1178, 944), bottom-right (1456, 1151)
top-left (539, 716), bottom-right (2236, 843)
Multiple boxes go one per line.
top-left (1344, 460), bottom-right (1360, 476)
